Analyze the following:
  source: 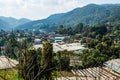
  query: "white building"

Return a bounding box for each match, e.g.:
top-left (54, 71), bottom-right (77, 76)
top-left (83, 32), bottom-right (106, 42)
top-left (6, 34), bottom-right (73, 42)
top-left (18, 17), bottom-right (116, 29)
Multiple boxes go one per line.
top-left (34, 39), bottom-right (42, 45)
top-left (34, 43), bottom-right (85, 53)
top-left (0, 56), bottom-right (18, 69)
top-left (103, 59), bottom-right (120, 74)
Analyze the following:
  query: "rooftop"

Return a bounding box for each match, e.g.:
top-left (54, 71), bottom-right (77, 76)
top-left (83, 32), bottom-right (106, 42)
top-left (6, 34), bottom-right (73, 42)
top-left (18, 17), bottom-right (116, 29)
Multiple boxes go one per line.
top-left (103, 59), bottom-right (120, 73)
top-left (0, 56), bottom-right (18, 70)
top-left (34, 43), bottom-right (85, 53)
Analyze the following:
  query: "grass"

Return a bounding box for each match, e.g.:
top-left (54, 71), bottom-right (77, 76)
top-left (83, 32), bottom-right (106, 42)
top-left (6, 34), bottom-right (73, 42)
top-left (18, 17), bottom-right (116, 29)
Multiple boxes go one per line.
top-left (0, 69), bottom-right (74, 80)
top-left (0, 68), bottom-right (18, 80)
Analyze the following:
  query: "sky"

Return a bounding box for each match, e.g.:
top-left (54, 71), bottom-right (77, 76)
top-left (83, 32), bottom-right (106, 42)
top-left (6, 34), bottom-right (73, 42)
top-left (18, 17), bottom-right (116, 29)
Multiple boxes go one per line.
top-left (0, 0), bottom-right (120, 20)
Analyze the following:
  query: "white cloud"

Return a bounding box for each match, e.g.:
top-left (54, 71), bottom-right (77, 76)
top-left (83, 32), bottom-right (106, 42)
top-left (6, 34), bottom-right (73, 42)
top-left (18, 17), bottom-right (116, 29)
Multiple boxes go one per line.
top-left (0, 0), bottom-right (119, 20)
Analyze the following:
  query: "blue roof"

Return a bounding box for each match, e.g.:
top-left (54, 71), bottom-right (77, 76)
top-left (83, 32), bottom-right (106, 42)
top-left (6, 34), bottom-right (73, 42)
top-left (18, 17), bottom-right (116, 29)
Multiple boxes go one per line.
top-left (54, 37), bottom-right (64, 40)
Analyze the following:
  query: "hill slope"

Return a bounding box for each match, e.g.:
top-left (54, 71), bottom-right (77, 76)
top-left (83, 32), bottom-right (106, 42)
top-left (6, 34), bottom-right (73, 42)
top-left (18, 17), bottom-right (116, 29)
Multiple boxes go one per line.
top-left (0, 19), bottom-right (11, 30)
top-left (16, 4), bottom-right (120, 31)
top-left (0, 16), bottom-right (31, 30)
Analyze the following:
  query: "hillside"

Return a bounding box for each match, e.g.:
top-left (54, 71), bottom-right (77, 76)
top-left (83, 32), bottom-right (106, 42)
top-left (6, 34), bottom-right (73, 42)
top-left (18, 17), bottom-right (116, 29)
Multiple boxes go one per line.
top-left (0, 19), bottom-right (11, 30)
top-left (0, 16), bottom-right (31, 30)
top-left (15, 4), bottom-right (120, 31)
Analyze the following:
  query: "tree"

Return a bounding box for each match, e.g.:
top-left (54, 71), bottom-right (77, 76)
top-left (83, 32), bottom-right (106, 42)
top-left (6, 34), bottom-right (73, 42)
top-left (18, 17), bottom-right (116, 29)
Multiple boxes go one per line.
top-left (42, 42), bottom-right (53, 80)
top-left (57, 50), bottom-right (71, 70)
top-left (67, 27), bottom-right (74, 35)
top-left (19, 48), bottom-right (41, 80)
top-left (4, 32), bottom-right (18, 59)
top-left (74, 23), bottom-right (84, 33)
top-left (91, 24), bottom-right (107, 35)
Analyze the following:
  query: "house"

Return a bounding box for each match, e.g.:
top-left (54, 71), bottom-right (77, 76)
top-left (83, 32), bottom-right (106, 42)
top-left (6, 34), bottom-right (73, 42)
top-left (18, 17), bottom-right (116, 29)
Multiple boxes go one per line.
top-left (103, 59), bottom-right (120, 74)
top-left (34, 39), bottom-right (42, 44)
top-left (0, 56), bottom-right (18, 69)
top-left (34, 43), bottom-right (85, 53)
top-left (54, 37), bottom-right (65, 43)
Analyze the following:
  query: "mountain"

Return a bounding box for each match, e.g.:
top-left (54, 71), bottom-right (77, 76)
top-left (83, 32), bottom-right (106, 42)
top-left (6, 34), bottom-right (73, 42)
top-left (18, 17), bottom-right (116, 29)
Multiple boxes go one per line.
top-left (0, 19), bottom-right (12, 30)
top-left (16, 4), bottom-right (120, 31)
top-left (0, 16), bottom-right (31, 30)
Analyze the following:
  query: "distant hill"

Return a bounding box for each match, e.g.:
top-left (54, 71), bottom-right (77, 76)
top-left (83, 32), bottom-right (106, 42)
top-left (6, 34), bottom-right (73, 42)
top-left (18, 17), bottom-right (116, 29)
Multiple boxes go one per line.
top-left (0, 16), bottom-right (31, 30)
top-left (14, 4), bottom-right (120, 31)
top-left (0, 19), bottom-right (11, 30)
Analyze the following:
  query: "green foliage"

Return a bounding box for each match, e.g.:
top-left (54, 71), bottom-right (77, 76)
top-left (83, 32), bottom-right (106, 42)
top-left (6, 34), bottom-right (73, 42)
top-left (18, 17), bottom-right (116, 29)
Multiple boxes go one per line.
top-left (74, 23), bottom-right (84, 33)
top-left (91, 24), bottom-right (107, 35)
top-left (0, 69), bottom-right (19, 80)
top-left (55, 25), bottom-right (74, 35)
top-left (42, 42), bottom-right (54, 80)
top-left (80, 23), bottom-right (120, 68)
top-left (55, 23), bottom-right (84, 35)
top-left (80, 49), bottom-right (107, 68)
top-left (19, 42), bottom-right (55, 80)
top-left (56, 50), bottom-right (72, 70)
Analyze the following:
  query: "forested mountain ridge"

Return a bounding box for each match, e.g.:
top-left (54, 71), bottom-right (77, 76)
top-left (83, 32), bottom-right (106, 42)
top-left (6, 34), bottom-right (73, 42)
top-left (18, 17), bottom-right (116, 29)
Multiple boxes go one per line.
top-left (0, 19), bottom-right (11, 30)
top-left (16, 4), bottom-right (120, 31)
top-left (0, 16), bottom-right (31, 30)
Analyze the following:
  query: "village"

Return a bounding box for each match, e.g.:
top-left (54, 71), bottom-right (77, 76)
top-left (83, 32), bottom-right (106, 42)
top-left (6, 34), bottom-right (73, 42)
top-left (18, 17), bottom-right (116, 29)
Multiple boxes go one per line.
top-left (0, 29), bottom-right (120, 80)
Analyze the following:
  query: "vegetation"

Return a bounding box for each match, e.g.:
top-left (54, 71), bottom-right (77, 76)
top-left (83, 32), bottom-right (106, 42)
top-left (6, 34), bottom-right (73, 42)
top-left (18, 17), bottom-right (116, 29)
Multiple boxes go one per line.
top-left (16, 4), bottom-right (120, 32)
top-left (0, 69), bottom-right (18, 80)
top-left (0, 16), bottom-right (30, 30)
top-left (0, 21), bottom-right (120, 79)
top-left (55, 22), bottom-right (120, 68)
top-left (0, 4), bottom-right (120, 78)
top-left (55, 23), bottom-right (83, 35)
top-left (80, 24), bottom-right (120, 68)
top-left (18, 42), bottom-right (55, 80)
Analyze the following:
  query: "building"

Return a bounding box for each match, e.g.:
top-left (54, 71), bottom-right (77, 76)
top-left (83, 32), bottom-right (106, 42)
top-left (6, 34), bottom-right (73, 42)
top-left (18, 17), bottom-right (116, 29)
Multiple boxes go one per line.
top-left (34, 43), bottom-right (85, 53)
top-left (54, 37), bottom-right (64, 43)
top-left (103, 59), bottom-right (120, 74)
top-left (0, 56), bottom-right (18, 69)
top-left (34, 39), bottom-right (42, 45)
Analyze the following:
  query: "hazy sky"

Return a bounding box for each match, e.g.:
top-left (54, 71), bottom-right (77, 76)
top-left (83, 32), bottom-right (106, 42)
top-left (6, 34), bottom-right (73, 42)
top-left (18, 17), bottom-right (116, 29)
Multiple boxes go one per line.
top-left (0, 0), bottom-right (120, 20)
